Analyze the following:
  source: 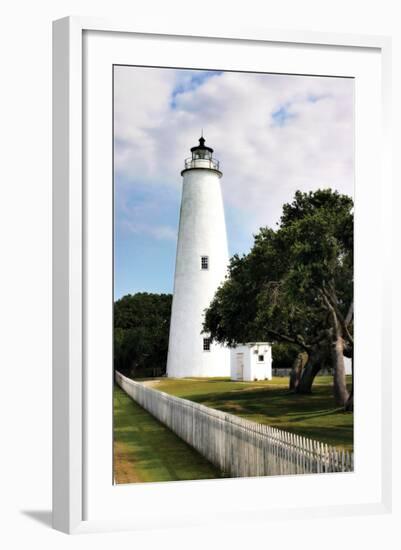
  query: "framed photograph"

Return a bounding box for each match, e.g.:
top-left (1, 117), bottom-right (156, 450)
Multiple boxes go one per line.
top-left (52, 17), bottom-right (392, 534)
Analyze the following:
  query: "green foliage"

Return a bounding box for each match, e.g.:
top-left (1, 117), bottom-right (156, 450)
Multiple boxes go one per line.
top-left (204, 189), bottom-right (353, 352)
top-left (272, 343), bottom-right (300, 370)
top-left (113, 292), bottom-right (172, 377)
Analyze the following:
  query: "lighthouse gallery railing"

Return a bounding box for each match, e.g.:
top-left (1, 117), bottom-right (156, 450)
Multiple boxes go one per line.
top-left (184, 157), bottom-right (220, 171)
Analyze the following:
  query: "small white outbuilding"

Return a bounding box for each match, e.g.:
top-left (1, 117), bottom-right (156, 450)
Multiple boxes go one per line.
top-left (344, 356), bottom-right (353, 375)
top-left (230, 343), bottom-right (272, 381)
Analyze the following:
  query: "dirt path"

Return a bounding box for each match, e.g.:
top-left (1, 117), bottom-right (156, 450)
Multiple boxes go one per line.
top-left (113, 441), bottom-right (142, 484)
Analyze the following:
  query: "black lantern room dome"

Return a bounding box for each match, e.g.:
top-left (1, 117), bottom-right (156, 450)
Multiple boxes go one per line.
top-left (190, 136), bottom-right (214, 155)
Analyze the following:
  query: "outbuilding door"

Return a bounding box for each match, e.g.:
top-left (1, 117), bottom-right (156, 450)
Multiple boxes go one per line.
top-left (236, 353), bottom-right (244, 380)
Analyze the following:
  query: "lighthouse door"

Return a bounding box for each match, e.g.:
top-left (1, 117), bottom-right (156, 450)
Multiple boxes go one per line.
top-left (236, 353), bottom-right (244, 380)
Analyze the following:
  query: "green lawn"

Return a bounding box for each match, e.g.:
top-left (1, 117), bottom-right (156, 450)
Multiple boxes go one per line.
top-left (113, 384), bottom-right (223, 484)
top-left (146, 376), bottom-right (353, 451)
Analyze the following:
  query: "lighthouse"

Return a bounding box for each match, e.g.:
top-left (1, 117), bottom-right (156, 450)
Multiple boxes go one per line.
top-left (166, 136), bottom-right (231, 378)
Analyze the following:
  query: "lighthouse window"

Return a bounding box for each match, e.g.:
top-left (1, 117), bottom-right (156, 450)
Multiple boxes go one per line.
top-left (201, 256), bottom-right (209, 270)
top-left (258, 355), bottom-right (265, 362)
top-left (203, 338), bottom-right (211, 351)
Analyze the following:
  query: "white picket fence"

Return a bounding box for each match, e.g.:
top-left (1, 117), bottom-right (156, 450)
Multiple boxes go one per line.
top-left (115, 372), bottom-right (353, 477)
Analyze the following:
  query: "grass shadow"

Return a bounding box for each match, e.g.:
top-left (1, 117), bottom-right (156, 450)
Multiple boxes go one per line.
top-left (156, 377), bottom-right (353, 451)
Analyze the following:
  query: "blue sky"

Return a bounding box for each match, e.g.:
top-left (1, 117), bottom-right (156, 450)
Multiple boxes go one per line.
top-left (114, 67), bottom-right (354, 299)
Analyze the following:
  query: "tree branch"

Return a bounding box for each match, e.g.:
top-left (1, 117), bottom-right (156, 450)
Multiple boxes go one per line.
top-left (321, 286), bottom-right (354, 345)
top-left (266, 329), bottom-right (311, 353)
top-left (344, 300), bottom-right (353, 326)
top-left (320, 290), bottom-right (341, 338)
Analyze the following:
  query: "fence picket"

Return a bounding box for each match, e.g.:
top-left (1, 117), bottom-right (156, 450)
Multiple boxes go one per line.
top-left (115, 372), bottom-right (353, 478)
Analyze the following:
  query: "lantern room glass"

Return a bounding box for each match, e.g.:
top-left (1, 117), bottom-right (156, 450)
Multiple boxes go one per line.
top-left (192, 148), bottom-right (212, 160)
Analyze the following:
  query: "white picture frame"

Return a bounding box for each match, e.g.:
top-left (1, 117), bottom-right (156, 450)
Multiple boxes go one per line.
top-left (52, 16), bottom-right (392, 534)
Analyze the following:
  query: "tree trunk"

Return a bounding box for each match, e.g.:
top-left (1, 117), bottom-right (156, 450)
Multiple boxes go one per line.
top-left (320, 289), bottom-right (352, 407)
top-left (331, 335), bottom-right (350, 406)
top-left (289, 351), bottom-right (308, 391)
top-left (345, 390), bottom-right (353, 411)
top-left (296, 347), bottom-right (325, 394)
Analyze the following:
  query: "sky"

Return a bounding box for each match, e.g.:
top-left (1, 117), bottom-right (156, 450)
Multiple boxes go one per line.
top-left (114, 66), bottom-right (354, 300)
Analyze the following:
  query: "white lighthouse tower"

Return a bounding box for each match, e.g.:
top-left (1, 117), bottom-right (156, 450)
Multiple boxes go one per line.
top-left (166, 136), bottom-right (230, 378)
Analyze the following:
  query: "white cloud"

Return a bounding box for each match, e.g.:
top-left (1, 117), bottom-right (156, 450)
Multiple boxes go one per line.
top-left (121, 219), bottom-right (176, 241)
top-left (114, 66), bottom-right (354, 240)
top-left (114, 180), bottom-right (177, 242)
